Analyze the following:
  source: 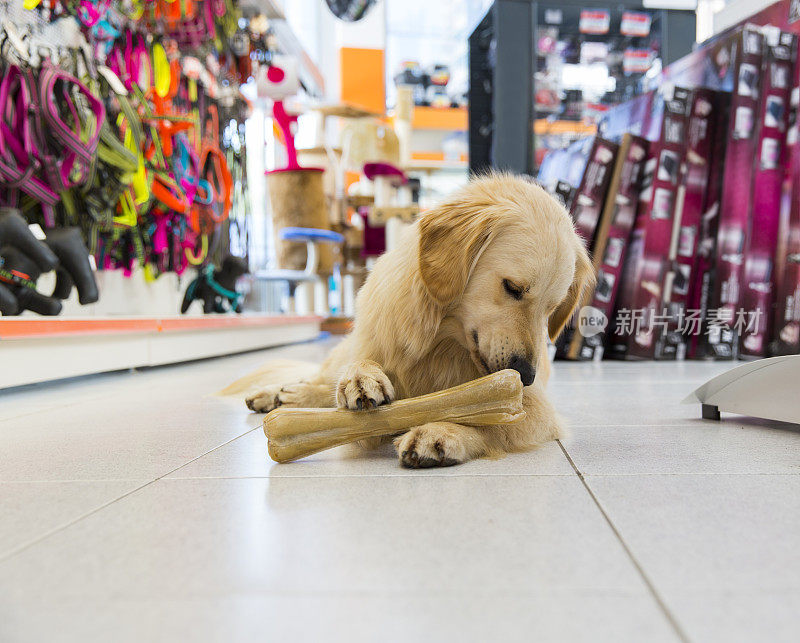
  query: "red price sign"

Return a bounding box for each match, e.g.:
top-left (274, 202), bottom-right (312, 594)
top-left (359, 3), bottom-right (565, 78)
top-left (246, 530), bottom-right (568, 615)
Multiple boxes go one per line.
top-left (621, 11), bottom-right (652, 37)
top-left (623, 48), bottom-right (652, 74)
top-left (579, 9), bottom-right (610, 35)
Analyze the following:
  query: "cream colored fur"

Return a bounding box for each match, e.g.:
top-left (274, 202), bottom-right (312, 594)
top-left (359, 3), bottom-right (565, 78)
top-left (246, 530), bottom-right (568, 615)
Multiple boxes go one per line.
top-left (242, 173), bottom-right (594, 467)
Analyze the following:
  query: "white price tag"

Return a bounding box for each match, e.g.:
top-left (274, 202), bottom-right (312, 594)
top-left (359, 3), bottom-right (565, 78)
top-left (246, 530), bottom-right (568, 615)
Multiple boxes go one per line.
top-left (28, 223), bottom-right (46, 240)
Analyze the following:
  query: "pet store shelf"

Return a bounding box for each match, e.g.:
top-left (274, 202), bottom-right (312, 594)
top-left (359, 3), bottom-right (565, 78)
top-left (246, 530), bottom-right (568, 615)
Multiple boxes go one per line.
top-left (0, 314), bottom-right (321, 389)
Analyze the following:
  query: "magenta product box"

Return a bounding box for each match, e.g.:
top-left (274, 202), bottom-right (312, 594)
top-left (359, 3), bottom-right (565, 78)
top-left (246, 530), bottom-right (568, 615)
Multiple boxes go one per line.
top-left (771, 200), bottom-right (800, 355)
top-left (686, 93), bottom-right (732, 359)
top-left (569, 137), bottom-right (620, 248)
top-left (609, 87), bottom-right (692, 359)
top-left (771, 44), bottom-right (800, 356)
top-left (738, 30), bottom-right (797, 358)
top-left (655, 89), bottom-right (729, 359)
top-left (554, 136), bottom-right (618, 357)
top-left (705, 26), bottom-right (766, 359)
top-left (567, 134), bottom-right (649, 360)
top-left (652, 23), bottom-right (745, 359)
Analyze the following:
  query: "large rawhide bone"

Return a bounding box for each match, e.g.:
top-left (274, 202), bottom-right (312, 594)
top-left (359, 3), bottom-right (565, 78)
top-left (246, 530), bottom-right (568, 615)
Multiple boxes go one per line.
top-left (264, 369), bottom-right (525, 463)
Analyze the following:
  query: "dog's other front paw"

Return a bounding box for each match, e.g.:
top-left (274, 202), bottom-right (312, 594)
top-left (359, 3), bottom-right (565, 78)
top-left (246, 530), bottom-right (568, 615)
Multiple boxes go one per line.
top-left (245, 385), bottom-right (283, 413)
top-left (394, 423), bottom-right (469, 468)
top-left (336, 360), bottom-right (395, 410)
top-left (245, 383), bottom-right (307, 413)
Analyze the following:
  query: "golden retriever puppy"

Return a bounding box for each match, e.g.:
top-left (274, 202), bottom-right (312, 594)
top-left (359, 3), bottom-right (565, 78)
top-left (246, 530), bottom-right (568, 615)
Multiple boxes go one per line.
top-left (246, 173), bottom-right (594, 467)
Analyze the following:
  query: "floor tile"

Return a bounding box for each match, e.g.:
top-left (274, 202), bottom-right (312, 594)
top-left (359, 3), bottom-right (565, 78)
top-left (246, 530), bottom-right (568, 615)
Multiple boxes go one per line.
top-left (549, 360), bottom-right (733, 386)
top-left (2, 337), bottom-right (796, 640)
top-left (563, 421), bottom-right (800, 475)
top-left (165, 427), bottom-right (574, 478)
top-left (0, 370), bottom-right (139, 423)
top-left (0, 392), bottom-right (259, 482)
top-left (0, 592), bottom-right (677, 643)
top-left (0, 341), bottom-right (337, 482)
top-left (550, 381), bottom-right (711, 427)
top-left (585, 474), bottom-right (800, 592)
top-left (0, 480), bottom-right (143, 558)
top-left (665, 590), bottom-right (800, 643)
top-left (0, 476), bottom-right (651, 599)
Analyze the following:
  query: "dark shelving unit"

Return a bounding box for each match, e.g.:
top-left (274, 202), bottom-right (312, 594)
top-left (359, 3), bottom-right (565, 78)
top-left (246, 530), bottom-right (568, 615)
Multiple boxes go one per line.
top-left (468, 0), bottom-right (696, 175)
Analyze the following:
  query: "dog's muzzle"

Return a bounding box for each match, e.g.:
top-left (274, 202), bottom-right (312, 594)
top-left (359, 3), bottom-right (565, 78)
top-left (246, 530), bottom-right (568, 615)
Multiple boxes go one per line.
top-left (507, 354), bottom-right (536, 386)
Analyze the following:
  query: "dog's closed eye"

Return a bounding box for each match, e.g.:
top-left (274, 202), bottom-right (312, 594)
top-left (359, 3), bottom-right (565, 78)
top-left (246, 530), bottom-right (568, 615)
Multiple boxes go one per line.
top-left (502, 279), bottom-right (525, 300)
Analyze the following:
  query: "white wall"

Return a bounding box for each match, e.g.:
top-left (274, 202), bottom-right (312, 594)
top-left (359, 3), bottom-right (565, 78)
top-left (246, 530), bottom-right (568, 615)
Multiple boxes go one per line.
top-left (281, 0), bottom-right (387, 104)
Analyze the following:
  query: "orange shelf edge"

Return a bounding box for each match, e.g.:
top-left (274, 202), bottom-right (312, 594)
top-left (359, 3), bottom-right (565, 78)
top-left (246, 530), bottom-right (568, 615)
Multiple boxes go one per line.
top-left (0, 315), bottom-right (322, 339)
top-left (410, 106), bottom-right (467, 131)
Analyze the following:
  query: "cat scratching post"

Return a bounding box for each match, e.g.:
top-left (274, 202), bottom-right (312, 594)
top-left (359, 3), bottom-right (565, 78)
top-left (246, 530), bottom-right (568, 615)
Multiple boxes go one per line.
top-left (363, 162), bottom-right (417, 252)
top-left (267, 168), bottom-right (335, 276)
top-left (262, 56), bottom-right (336, 278)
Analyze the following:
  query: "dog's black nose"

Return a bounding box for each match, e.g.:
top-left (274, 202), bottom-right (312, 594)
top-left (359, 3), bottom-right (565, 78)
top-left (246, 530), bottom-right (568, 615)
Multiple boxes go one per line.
top-left (508, 355), bottom-right (535, 386)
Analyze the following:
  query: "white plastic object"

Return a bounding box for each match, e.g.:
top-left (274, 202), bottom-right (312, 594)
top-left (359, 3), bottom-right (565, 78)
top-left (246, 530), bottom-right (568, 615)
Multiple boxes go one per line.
top-left (683, 355), bottom-right (800, 424)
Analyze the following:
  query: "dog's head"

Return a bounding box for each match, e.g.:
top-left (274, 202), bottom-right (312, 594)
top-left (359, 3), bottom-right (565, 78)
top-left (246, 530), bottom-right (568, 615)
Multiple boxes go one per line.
top-left (418, 174), bottom-right (594, 385)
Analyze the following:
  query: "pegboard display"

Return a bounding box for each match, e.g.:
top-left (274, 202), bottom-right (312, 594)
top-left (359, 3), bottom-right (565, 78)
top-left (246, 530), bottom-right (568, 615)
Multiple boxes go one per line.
top-left (0, 0), bottom-right (289, 316)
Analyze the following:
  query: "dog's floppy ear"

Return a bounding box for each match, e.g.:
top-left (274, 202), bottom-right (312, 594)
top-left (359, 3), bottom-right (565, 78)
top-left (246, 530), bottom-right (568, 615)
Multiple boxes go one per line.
top-left (548, 238), bottom-right (595, 342)
top-left (418, 203), bottom-right (501, 305)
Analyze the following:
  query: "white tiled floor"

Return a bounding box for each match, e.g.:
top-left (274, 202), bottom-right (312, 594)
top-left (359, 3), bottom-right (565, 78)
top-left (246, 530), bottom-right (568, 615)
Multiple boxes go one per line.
top-left (1, 337), bottom-right (799, 643)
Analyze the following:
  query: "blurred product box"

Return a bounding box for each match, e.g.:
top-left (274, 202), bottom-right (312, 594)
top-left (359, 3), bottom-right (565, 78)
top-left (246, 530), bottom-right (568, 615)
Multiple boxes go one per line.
top-left (685, 92), bottom-right (732, 359)
top-left (566, 134), bottom-right (649, 360)
top-left (554, 137), bottom-right (618, 357)
top-left (739, 30), bottom-right (797, 358)
top-left (569, 137), bottom-right (620, 248)
top-left (707, 26), bottom-right (766, 359)
top-left (771, 37), bottom-right (800, 356)
top-left (610, 87), bottom-right (692, 359)
top-left (599, 90), bottom-right (662, 143)
top-left (538, 16), bottom-right (800, 360)
top-left (656, 89), bottom-right (730, 360)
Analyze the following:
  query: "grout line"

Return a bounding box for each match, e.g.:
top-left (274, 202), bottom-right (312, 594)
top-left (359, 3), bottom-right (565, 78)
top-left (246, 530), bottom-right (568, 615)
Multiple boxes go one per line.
top-left (4, 471), bottom-right (797, 484)
top-left (159, 427), bottom-right (263, 478)
top-left (582, 472), bottom-right (800, 477)
top-left (0, 480), bottom-right (154, 564)
top-left (557, 440), bottom-right (691, 643)
top-left (548, 381), bottom-right (714, 386)
top-left (0, 426), bottom-right (262, 564)
top-left (160, 428), bottom-right (264, 475)
top-left (162, 472), bottom-right (577, 480)
top-left (0, 478), bottom-right (154, 484)
top-left (564, 423), bottom-right (705, 429)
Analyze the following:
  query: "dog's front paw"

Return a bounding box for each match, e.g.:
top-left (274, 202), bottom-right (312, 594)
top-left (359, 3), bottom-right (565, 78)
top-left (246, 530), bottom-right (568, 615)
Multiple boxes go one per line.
top-left (245, 385), bottom-right (283, 413)
top-left (336, 360), bottom-right (395, 410)
top-left (394, 423), bottom-right (468, 468)
top-left (245, 383), bottom-right (307, 413)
